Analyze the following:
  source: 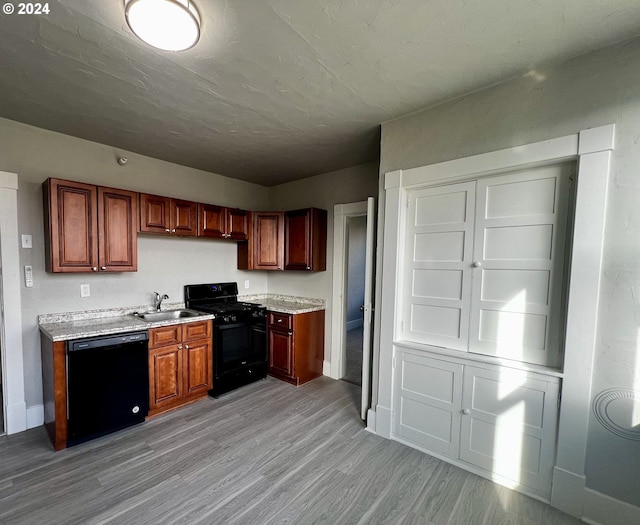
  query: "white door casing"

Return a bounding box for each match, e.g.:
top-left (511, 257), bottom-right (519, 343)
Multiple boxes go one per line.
top-left (361, 197), bottom-right (376, 419)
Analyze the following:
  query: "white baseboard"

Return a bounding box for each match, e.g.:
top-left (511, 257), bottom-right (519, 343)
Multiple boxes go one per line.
top-left (346, 319), bottom-right (363, 331)
top-left (551, 466), bottom-right (586, 518)
top-left (322, 360), bottom-right (331, 377)
top-left (582, 488), bottom-right (640, 525)
top-left (26, 404), bottom-right (44, 429)
top-left (373, 404), bottom-right (391, 438)
top-left (365, 408), bottom-right (376, 433)
top-left (5, 400), bottom-right (27, 435)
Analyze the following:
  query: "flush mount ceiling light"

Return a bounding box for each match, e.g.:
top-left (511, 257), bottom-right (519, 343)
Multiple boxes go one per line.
top-left (125, 0), bottom-right (201, 52)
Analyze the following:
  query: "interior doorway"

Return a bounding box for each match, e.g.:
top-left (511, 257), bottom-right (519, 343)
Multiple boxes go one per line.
top-left (331, 198), bottom-right (376, 420)
top-left (342, 215), bottom-right (367, 386)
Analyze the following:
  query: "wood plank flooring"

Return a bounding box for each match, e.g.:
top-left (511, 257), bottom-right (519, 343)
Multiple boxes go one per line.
top-left (0, 377), bottom-right (580, 524)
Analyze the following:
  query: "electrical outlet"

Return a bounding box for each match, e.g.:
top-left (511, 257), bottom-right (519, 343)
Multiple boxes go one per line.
top-left (80, 284), bottom-right (90, 297)
top-left (244, 280), bottom-right (250, 289)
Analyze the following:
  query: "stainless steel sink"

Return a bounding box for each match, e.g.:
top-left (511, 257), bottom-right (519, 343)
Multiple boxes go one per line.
top-left (135, 309), bottom-right (202, 322)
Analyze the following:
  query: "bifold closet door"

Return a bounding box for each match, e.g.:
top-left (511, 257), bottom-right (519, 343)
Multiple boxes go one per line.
top-left (402, 182), bottom-right (475, 351)
top-left (468, 164), bottom-right (572, 368)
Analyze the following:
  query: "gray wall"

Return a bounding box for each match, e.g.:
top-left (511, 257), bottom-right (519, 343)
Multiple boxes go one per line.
top-left (1, 117), bottom-right (270, 409)
top-left (267, 162), bottom-right (380, 367)
top-left (379, 38), bottom-right (640, 507)
top-left (346, 215), bottom-right (367, 325)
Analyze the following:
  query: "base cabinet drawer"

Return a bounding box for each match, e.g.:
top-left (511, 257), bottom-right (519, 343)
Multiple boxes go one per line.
top-left (393, 349), bottom-right (560, 500)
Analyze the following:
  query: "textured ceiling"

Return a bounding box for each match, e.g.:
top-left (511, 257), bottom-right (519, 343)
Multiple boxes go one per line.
top-left (1, 1), bottom-right (640, 185)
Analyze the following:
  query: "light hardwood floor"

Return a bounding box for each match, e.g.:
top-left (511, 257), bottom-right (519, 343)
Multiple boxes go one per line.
top-left (0, 377), bottom-right (580, 524)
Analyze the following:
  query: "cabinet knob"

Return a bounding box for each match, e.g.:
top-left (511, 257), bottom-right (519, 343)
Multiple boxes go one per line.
top-left (277, 319), bottom-right (283, 323)
top-left (306, 266), bottom-right (311, 270)
top-left (100, 266), bottom-right (107, 271)
top-left (184, 344), bottom-right (189, 349)
top-left (171, 229), bottom-right (176, 233)
top-left (461, 408), bottom-right (470, 415)
top-left (165, 228), bottom-right (170, 233)
top-left (472, 261), bottom-right (482, 268)
top-left (178, 345), bottom-right (183, 350)
top-left (92, 267), bottom-right (98, 272)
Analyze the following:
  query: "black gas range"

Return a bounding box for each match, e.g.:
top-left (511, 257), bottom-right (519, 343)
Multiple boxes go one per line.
top-left (185, 283), bottom-right (267, 397)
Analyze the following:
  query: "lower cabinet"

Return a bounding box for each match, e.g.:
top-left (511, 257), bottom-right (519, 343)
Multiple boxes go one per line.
top-left (267, 310), bottom-right (324, 386)
top-left (393, 349), bottom-right (560, 499)
top-left (148, 320), bottom-right (212, 416)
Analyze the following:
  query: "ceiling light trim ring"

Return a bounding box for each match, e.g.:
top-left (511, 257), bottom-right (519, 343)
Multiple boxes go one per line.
top-left (125, 0), bottom-right (201, 52)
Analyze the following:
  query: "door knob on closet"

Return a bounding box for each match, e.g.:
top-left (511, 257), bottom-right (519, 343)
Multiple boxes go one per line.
top-left (461, 408), bottom-right (470, 415)
top-left (472, 261), bottom-right (482, 268)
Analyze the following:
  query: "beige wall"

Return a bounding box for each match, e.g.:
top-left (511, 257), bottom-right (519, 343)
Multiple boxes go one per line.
top-left (1, 117), bottom-right (270, 409)
top-left (267, 161), bottom-right (379, 369)
top-left (379, 38), bottom-right (640, 507)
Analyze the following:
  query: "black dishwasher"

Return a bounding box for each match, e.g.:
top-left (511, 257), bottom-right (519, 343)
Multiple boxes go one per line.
top-left (67, 331), bottom-right (149, 446)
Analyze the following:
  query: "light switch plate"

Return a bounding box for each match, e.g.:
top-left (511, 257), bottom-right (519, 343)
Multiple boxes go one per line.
top-left (21, 234), bottom-right (32, 249)
top-left (80, 284), bottom-right (90, 297)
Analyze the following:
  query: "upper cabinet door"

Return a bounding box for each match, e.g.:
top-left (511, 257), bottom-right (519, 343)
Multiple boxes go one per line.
top-left (170, 199), bottom-right (197, 236)
top-left (226, 208), bottom-right (249, 240)
top-left (139, 193), bottom-right (171, 234)
top-left (468, 164), bottom-right (571, 368)
top-left (401, 182), bottom-right (476, 351)
top-left (197, 203), bottom-right (226, 238)
top-left (284, 208), bottom-right (327, 271)
top-left (97, 187), bottom-right (138, 272)
top-left (253, 212), bottom-right (284, 270)
top-left (44, 179), bottom-right (98, 273)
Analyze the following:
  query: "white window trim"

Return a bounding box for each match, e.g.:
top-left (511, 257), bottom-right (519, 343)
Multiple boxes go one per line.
top-left (372, 125), bottom-right (614, 517)
top-left (0, 171), bottom-right (27, 435)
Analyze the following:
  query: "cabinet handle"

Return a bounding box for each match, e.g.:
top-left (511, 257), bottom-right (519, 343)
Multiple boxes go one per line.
top-left (277, 319), bottom-right (283, 323)
top-left (92, 267), bottom-right (98, 272)
top-left (461, 408), bottom-right (470, 415)
top-left (100, 266), bottom-right (107, 271)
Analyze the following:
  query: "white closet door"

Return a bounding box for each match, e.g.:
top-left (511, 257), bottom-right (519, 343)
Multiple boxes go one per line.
top-left (459, 365), bottom-right (560, 497)
top-left (469, 165), bottom-right (571, 367)
top-left (393, 351), bottom-right (463, 457)
top-left (402, 182), bottom-right (475, 350)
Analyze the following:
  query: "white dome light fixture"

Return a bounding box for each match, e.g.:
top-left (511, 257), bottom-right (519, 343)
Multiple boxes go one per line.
top-left (125, 0), bottom-right (201, 52)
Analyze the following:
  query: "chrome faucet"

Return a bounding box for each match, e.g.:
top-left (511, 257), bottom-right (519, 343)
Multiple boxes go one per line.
top-left (153, 292), bottom-right (169, 312)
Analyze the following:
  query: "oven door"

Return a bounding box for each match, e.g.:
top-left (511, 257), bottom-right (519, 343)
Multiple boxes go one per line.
top-left (214, 321), bottom-right (267, 375)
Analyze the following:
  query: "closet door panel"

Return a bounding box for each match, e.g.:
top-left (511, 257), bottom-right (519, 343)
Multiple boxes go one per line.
top-left (459, 365), bottom-right (560, 498)
top-left (469, 164), bottom-right (572, 368)
top-left (393, 351), bottom-right (463, 457)
top-left (402, 182), bottom-right (475, 350)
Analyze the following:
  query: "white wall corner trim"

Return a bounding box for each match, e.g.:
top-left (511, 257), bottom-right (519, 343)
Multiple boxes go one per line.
top-left (582, 488), bottom-right (640, 525)
top-left (372, 124), bottom-right (616, 518)
top-left (0, 170), bottom-right (27, 435)
top-left (26, 404), bottom-right (45, 429)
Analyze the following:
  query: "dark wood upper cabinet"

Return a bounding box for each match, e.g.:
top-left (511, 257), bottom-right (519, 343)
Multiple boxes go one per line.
top-left (140, 194), bottom-right (197, 236)
top-left (43, 178), bottom-right (137, 273)
top-left (237, 211), bottom-right (284, 270)
top-left (198, 204), bottom-right (249, 240)
top-left (284, 208), bottom-right (327, 271)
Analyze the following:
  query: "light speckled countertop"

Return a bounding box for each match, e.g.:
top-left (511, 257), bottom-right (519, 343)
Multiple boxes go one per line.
top-left (39, 302), bottom-right (215, 342)
top-left (240, 294), bottom-right (325, 314)
top-left (39, 294), bottom-right (324, 342)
